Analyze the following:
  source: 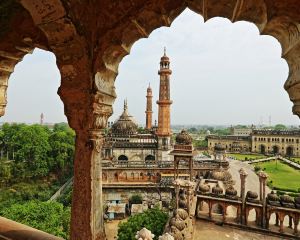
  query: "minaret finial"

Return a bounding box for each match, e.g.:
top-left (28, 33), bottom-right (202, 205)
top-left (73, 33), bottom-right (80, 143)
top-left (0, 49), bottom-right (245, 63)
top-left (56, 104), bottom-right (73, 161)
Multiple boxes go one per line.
top-left (124, 99), bottom-right (128, 111)
top-left (164, 46), bottom-right (166, 56)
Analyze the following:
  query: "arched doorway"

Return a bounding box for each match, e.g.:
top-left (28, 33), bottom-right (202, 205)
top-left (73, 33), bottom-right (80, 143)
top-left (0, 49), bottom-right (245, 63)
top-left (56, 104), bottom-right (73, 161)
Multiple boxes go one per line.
top-left (272, 146), bottom-right (279, 155)
top-left (286, 146), bottom-right (293, 157)
top-left (260, 145), bottom-right (266, 154)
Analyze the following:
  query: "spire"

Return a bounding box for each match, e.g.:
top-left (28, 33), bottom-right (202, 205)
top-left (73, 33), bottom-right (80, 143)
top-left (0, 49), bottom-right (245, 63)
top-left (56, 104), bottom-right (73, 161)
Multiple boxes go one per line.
top-left (124, 99), bottom-right (128, 111)
top-left (164, 46), bottom-right (166, 56)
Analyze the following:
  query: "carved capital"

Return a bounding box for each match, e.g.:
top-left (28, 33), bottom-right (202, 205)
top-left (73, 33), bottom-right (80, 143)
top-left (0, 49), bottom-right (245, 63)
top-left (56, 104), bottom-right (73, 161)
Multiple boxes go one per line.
top-left (88, 130), bottom-right (105, 153)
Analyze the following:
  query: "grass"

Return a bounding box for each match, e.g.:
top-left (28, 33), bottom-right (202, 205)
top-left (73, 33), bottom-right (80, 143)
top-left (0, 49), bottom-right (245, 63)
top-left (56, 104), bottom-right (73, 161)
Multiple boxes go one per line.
top-left (255, 160), bottom-right (300, 192)
top-left (228, 153), bottom-right (265, 161)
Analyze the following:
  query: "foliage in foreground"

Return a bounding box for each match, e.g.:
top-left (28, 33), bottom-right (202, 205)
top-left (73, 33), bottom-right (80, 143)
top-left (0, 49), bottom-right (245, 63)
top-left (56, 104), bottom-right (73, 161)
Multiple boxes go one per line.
top-left (0, 200), bottom-right (70, 239)
top-left (0, 181), bottom-right (60, 212)
top-left (117, 208), bottom-right (168, 240)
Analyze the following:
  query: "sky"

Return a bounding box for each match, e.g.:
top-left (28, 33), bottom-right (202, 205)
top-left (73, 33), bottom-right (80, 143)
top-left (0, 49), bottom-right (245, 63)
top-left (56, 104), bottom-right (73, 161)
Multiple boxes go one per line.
top-left (1, 9), bottom-right (298, 126)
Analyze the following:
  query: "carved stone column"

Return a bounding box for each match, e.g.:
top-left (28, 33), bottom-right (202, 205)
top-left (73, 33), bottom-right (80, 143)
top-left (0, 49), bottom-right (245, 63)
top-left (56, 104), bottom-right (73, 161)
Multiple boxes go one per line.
top-left (239, 168), bottom-right (248, 225)
top-left (258, 171), bottom-right (268, 228)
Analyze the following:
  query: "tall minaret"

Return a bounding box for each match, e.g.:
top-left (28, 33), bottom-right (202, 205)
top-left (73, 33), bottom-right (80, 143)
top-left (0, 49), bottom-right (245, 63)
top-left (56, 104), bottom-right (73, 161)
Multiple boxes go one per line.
top-left (145, 84), bottom-right (153, 130)
top-left (40, 113), bottom-right (44, 125)
top-left (157, 47), bottom-right (172, 152)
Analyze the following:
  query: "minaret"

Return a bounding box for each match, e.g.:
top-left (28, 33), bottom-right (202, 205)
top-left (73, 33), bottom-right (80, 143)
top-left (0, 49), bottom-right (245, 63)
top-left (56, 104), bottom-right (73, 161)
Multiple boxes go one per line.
top-left (145, 84), bottom-right (153, 130)
top-left (156, 48), bottom-right (172, 154)
top-left (40, 113), bottom-right (44, 125)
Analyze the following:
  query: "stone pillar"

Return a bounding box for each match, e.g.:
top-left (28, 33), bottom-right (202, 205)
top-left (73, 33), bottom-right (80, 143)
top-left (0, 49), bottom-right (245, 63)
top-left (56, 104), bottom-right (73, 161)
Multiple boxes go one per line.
top-left (279, 219), bottom-right (284, 233)
top-left (58, 62), bottom-right (115, 240)
top-left (289, 216), bottom-right (293, 228)
top-left (186, 182), bottom-right (194, 215)
top-left (275, 213), bottom-right (279, 226)
top-left (258, 171), bottom-right (268, 228)
top-left (294, 217), bottom-right (299, 236)
top-left (239, 168), bottom-right (248, 225)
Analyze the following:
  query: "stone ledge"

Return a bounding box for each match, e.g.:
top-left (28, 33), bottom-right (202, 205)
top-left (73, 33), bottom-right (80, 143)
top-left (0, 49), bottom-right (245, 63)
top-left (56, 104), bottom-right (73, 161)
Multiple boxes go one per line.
top-left (0, 217), bottom-right (63, 240)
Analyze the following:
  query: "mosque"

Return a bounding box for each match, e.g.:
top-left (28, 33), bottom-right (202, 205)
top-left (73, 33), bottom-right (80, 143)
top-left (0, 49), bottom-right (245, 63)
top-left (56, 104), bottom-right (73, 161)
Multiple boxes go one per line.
top-left (101, 50), bottom-right (229, 217)
top-left (102, 48), bottom-right (174, 165)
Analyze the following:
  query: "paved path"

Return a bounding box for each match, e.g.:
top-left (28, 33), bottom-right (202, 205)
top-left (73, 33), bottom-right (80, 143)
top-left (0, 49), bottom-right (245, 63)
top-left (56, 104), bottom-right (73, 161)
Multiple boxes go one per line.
top-left (228, 159), bottom-right (271, 195)
top-left (245, 156), bottom-right (300, 170)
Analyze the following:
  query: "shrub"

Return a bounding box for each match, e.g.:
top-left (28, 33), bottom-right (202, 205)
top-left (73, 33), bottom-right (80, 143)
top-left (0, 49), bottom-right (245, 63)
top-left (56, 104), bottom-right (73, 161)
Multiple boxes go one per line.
top-left (117, 208), bottom-right (168, 240)
top-left (129, 194), bottom-right (143, 204)
top-left (254, 166), bottom-right (261, 172)
top-left (1, 200), bottom-right (70, 239)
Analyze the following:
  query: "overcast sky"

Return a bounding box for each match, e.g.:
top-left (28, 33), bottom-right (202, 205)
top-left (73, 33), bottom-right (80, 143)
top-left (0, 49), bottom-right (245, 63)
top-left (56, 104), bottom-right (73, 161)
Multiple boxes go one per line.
top-left (1, 9), bottom-right (298, 126)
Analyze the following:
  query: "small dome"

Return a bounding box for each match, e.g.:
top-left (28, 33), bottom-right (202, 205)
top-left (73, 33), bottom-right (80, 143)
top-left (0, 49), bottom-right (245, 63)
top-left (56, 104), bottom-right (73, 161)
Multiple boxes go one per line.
top-left (159, 233), bottom-right (174, 240)
top-left (267, 191), bottom-right (280, 201)
top-left (211, 169), bottom-right (232, 181)
top-left (111, 100), bottom-right (138, 136)
top-left (280, 194), bottom-right (294, 203)
top-left (214, 143), bottom-right (225, 151)
top-left (225, 186), bottom-right (237, 196)
top-left (247, 191), bottom-right (258, 199)
top-left (175, 130), bottom-right (192, 145)
top-left (212, 183), bottom-right (223, 195)
top-left (294, 195), bottom-right (300, 204)
top-left (198, 183), bottom-right (210, 193)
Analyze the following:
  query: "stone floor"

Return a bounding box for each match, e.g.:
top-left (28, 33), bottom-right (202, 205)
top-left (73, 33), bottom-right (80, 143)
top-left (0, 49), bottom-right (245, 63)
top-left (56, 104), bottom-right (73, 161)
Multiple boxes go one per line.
top-left (194, 220), bottom-right (283, 240)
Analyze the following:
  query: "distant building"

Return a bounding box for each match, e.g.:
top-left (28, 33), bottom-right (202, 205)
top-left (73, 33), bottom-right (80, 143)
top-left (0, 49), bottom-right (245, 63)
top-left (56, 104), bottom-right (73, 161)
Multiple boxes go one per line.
top-left (207, 128), bottom-right (300, 157)
top-left (251, 129), bottom-right (300, 156)
top-left (230, 126), bottom-right (254, 136)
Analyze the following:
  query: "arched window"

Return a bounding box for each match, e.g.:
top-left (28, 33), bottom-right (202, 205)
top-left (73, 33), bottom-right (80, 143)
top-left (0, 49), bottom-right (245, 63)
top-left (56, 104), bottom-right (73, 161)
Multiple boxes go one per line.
top-left (118, 155), bottom-right (128, 162)
top-left (145, 155), bottom-right (155, 162)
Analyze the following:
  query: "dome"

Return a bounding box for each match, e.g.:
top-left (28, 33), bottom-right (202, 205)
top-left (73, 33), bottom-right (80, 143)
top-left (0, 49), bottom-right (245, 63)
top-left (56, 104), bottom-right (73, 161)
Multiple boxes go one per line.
top-left (198, 183), bottom-right (210, 193)
top-left (267, 191), bottom-right (280, 202)
top-left (280, 194), bottom-right (294, 203)
top-left (214, 143), bottom-right (225, 151)
top-left (175, 130), bottom-right (192, 145)
top-left (225, 186), bottom-right (237, 196)
top-left (247, 191), bottom-right (258, 200)
top-left (111, 100), bottom-right (138, 136)
top-left (211, 169), bottom-right (232, 182)
top-left (212, 183), bottom-right (223, 195)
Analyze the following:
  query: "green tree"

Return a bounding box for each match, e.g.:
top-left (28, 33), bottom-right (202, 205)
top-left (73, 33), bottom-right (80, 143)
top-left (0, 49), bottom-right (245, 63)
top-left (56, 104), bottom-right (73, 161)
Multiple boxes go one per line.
top-left (13, 125), bottom-right (51, 178)
top-left (129, 194), bottom-right (143, 204)
top-left (48, 124), bottom-right (75, 176)
top-left (274, 124), bottom-right (287, 130)
top-left (0, 200), bottom-right (70, 239)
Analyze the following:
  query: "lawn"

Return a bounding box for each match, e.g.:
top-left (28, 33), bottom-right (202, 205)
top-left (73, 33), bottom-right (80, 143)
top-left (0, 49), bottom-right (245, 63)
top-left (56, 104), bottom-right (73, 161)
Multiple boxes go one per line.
top-left (255, 160), bottom-right (300, 192)
top-left (228, 153), bottom-right (265, 161)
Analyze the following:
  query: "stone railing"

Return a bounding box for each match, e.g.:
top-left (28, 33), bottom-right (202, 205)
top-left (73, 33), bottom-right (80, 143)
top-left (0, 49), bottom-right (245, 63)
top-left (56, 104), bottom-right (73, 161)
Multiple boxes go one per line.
top-left (0, 217), bottom-right (63, 240)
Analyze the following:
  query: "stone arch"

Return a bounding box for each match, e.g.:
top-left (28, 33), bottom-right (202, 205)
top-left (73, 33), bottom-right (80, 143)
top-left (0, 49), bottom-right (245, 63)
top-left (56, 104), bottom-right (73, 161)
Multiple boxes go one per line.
top-left (272, 145), bottom-right (279, 154)
top-left (225, 205), bottom-right (238, 223)
top-left (196, 199), bottom-right (209, 218)
top-left (246, 208), bottom-right (258, 226)
top-left (118, 155), bottom-right (128, 162)
top-left (4, 1), bottom-right (300, 239)
top-left (286, 146), bottom-right (294, 157)
top-left (260, 144), bottom-right (266, 154)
